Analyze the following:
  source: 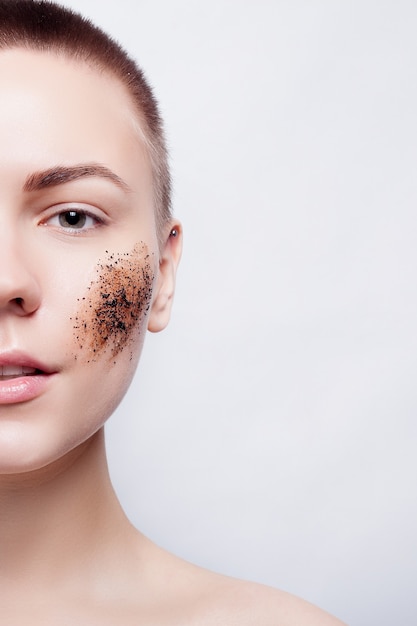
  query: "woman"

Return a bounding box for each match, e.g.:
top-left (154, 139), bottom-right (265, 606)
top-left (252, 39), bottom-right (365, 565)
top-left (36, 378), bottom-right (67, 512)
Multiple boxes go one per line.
top-left (0, 1), bottom-right (345, 623)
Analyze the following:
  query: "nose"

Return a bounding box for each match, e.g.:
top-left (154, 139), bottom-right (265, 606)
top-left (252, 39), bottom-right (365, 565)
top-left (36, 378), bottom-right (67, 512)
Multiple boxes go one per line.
top-left (0, 240), bottom-right (41, 316)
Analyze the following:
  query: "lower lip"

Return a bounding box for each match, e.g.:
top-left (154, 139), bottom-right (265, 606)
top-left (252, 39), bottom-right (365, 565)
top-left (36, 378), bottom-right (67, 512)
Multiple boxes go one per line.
top-left (0, 374), bottom-right (54, 405)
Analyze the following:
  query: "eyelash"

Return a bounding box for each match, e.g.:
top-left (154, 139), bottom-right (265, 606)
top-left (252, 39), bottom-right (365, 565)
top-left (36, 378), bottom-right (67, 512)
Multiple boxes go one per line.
top-left (42, 206), bottom-right (105, 233)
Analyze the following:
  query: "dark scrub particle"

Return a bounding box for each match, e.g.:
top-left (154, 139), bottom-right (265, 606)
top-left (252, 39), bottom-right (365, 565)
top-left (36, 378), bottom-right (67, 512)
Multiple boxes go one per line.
top-left (72, 243), bottom-right (154, 361)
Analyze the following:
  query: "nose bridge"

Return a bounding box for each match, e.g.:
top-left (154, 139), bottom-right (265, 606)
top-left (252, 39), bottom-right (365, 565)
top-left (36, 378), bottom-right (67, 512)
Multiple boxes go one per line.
top-left (0, 219), bottom-right (41, 315)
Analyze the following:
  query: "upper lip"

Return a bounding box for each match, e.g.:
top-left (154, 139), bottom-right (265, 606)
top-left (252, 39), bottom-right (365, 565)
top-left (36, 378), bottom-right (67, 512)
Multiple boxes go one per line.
top-left (0, 351), bottom-right (56, 375)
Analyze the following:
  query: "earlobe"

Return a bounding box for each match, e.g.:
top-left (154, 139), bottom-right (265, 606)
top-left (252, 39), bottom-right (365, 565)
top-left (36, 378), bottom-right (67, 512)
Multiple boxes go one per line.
top-left (147, 222), bottom-right (182, 333)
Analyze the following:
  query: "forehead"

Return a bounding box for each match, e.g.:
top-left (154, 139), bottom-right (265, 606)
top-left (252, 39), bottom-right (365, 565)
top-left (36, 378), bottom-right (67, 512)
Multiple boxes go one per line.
top-left (0, 48), bottom-right (152, 193)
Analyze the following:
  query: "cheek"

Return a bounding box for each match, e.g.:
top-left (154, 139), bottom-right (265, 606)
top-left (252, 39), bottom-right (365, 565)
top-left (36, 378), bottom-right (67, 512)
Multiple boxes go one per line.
top-left (71, 242), bottom-right (155, 362)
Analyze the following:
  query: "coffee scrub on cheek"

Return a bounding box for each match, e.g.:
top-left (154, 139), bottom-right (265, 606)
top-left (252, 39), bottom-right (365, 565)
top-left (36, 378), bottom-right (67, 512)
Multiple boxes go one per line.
top-left (71, 242), bottom-right (155, 363)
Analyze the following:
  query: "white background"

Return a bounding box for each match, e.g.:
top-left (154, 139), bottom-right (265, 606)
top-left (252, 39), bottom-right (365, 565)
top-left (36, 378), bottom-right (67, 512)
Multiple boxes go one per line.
top-left (62, 2), bottom-right (416, 624)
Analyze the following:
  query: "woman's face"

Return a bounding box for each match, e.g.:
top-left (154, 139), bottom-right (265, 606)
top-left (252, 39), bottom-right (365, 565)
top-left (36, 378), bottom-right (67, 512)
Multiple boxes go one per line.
top-left (0, 49), bottom-right (178, 474)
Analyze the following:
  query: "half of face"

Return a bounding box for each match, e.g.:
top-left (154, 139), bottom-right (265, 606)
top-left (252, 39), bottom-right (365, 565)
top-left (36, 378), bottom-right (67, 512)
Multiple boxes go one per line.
top-left (0, 48), bottom-right (181, 474)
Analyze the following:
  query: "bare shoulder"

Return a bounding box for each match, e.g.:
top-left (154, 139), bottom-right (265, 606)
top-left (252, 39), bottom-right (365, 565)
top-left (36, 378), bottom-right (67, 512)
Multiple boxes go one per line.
top-left (192, 572), bottom-right (346, 626)
top-left (141, 540), bottom-right (347, 626)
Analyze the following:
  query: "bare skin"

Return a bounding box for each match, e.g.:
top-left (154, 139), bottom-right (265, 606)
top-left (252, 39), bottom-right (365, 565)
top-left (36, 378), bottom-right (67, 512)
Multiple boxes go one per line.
top-left (0, 49), bottom-right (346, 625)
top-left (0, 430), bottom-right (345, 626)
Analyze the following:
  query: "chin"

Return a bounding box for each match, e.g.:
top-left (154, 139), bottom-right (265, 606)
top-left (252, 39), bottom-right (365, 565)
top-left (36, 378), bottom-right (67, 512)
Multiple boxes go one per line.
top-left (0, 424), bottom-right (99, 478)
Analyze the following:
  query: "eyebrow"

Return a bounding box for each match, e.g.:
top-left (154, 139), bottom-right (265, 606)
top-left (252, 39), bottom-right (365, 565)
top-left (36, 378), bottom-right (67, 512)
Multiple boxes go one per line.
top-left (23, 163), bottom-right (131, 193)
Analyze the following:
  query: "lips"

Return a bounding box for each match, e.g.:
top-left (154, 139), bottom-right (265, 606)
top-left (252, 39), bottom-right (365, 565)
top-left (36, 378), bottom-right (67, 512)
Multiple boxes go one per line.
top-left (0, 352), bottom-right (56, 404)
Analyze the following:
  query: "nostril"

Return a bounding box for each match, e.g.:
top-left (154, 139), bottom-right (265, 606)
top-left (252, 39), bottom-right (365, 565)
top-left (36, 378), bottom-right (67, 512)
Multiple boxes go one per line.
top-left (0, 277), bottom-right (41, 314)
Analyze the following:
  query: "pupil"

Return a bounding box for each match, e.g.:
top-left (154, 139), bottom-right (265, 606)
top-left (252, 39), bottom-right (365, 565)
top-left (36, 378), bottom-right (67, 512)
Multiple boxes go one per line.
top-left (66, 211), bottom-right (79, 225)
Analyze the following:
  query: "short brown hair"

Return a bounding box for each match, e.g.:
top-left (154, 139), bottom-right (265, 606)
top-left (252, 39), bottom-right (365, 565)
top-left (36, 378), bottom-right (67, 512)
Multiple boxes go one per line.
top-left (0, 0), bottom-right (172, 241)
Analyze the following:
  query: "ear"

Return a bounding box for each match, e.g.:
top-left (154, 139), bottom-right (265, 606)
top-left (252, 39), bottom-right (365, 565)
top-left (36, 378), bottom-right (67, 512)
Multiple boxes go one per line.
top-left (147, 222), bottom-right (182, 333)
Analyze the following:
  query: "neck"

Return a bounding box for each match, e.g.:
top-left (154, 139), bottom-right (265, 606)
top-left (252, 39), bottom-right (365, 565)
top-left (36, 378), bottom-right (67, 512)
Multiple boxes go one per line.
top-left (0, 428), bottom-right (134, 591)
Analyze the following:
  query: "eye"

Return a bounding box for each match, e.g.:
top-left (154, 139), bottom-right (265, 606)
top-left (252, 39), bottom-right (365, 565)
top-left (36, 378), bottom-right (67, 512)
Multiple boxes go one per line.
top-left (43, 207), bottom-right (103, 232)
